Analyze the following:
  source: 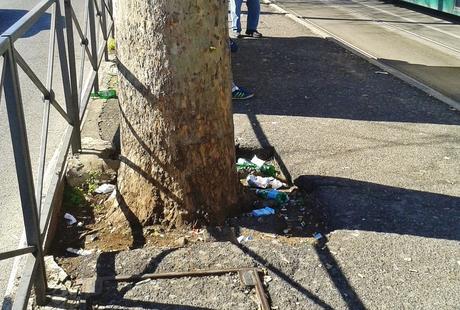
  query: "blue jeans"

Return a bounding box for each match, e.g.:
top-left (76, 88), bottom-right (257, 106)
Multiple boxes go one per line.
top-left (230, 0), bottom-right (260, 33)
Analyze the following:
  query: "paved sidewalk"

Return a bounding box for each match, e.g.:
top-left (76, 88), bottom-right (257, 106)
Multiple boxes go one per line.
top-left (36, 4), bottom-right (460, 310)
top-left (232, 3), bottom-right (460, 309)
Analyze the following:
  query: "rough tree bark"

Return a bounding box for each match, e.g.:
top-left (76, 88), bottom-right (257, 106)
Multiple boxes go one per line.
top-left (114, 0), bottom-right (238, 227)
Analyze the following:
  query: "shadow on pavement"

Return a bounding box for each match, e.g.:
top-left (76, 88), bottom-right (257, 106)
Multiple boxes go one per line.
top-left (232, 35), bottom-right (460, 125)
top-left (232, 33), bottom-right (460, 239)
top-left (0, 9), bottom-right (53, 38)
top-left (231, 32), bottom-right (460, 309)
top-left (295, 175), bottom-right (460, 241)
top-left (87, 248), bottom-right (183, 309)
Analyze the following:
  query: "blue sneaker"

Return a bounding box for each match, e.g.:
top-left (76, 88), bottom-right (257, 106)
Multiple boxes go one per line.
top-left (232, 87), bottom-right (254, 100)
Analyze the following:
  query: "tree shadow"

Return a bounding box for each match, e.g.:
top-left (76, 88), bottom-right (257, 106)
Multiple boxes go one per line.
top-left (231, 34), bottom-right (460, 242)
top-left (115, 190), bottom-right (146, 249)
top-left (230, 31), bottom-right (460, 309)
top-left (0, 9), bottom-right (54, 38)
top-left (234, 241), bottom-right (337, 309)
top-left (232, 35), bottom-right (460, 125)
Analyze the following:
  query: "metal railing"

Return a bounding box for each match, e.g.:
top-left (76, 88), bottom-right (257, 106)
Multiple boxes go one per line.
top-left (0, 0), bottom-right (113, 308)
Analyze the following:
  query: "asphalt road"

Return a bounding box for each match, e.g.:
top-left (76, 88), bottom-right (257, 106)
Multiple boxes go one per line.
top-left (0, 0), bottom-right (87, 304)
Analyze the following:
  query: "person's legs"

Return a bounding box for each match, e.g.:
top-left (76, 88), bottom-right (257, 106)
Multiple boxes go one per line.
top-left (230, 0), bottom-right (244, 33)
top-left (246, 0), bottom-right (260, 32)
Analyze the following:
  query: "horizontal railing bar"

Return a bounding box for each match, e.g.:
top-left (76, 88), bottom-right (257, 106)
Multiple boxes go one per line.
top-left (0, 246), bottom-right (36, 261)
top-left (13, 49), bottom-right (73, 125)
top-left (1, 0), bottom-right (55, 43)
top-left (40, 126), bottom-right (73, 236)
top-left (70, 6), bottom-right (96, 70)
top-left (12, 254), bottom-right (37, 310)
top-left (79, 40), bottom-right (105, 118)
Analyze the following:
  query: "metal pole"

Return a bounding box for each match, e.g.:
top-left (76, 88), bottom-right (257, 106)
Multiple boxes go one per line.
top-left (62, 0), bottom-right (81, 153)
top-left (2, 38), bottom-right (47, 306)
top-left (108, 0), bottom-right (114, 37)
top-left (88, 0), bottom-right (99, 93)
top-left (78, 0), bottom-right (89, 102)
top-left (36, 1), bottom-right (58, 216)
top-left (101, 0), bottom-right (108, 61)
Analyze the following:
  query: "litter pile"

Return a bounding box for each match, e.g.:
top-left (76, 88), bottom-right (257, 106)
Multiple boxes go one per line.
top-left (233, 155), bottom-right (324, 240)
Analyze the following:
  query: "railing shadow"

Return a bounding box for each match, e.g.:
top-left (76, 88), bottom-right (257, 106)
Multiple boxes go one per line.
top-left (84, 247), bottom-right (184, 309)
top-left (0, 10), bottom-right (55, 38)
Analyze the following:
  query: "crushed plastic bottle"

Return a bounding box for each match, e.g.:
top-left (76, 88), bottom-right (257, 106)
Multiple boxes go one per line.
top-left (255, 189), bottom-right (289, 204)
top-left (64, 213), bottom-right (77, 225)
top-left (251, 206), bottom-right (275, 217)
top-left (246, 175), bottom-right (286, 189)
top-left (94, 183), bottom-right (116, 194)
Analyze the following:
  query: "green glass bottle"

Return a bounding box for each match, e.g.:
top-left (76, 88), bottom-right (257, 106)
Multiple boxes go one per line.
top-left (91, 89), bottom-right (117, 99)
top-left (236, 158), bottom-right (277, 177)
top-left (98, 89), bottom-right (117, 99)
top-left (236, 158), bottom-right (258, 171)
top-left (259, 164), bottom-right (277, 177)
top-left (255, 189), bottom-right (289, 204)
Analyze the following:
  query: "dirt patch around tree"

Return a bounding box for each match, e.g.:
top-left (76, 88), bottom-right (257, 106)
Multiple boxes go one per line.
top-left (46, 149), bottom-right (326, 309)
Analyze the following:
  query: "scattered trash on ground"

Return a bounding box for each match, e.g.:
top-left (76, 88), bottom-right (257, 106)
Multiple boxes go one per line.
top-left (264, 275), bottom-right (273, 284)
top-left (255, 189), bottom-right (289, 204)
top-left (64, 213), bottom-right (77, 225)
top-left (91, 89), bottom-right (117, 99)
top-left (236, 157), bottom-right (277, 177)
top-left (250, 155), bottom-right (266, 167)
top-left (237, 235), bottom-right (254, 243)
top-left (247, 175), bottom-right (286, 189)
top-left (375, 71), bottom-right (389, 75)
top-left (251, 206), bottom-right (276, 217)
top-left (94, 183), bottom-right (116, 194)
top-left (313, 232), bottom-right (323, 240)
top-left (66, 247), bottom-right (93, 256)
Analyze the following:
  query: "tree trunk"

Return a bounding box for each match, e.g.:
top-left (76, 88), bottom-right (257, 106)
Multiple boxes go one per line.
top-left (114, 0), bottom-right (238, 227)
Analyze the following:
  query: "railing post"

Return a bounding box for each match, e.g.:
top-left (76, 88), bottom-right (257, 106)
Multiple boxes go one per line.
top-left (101, 0), bottom-right (109, 61)
top-left (88, 0), bottom-right (99, 93)
top-left (2, 38), bottom-right (47, 306)
top-left (62, 0), bottom-right (81, 153)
